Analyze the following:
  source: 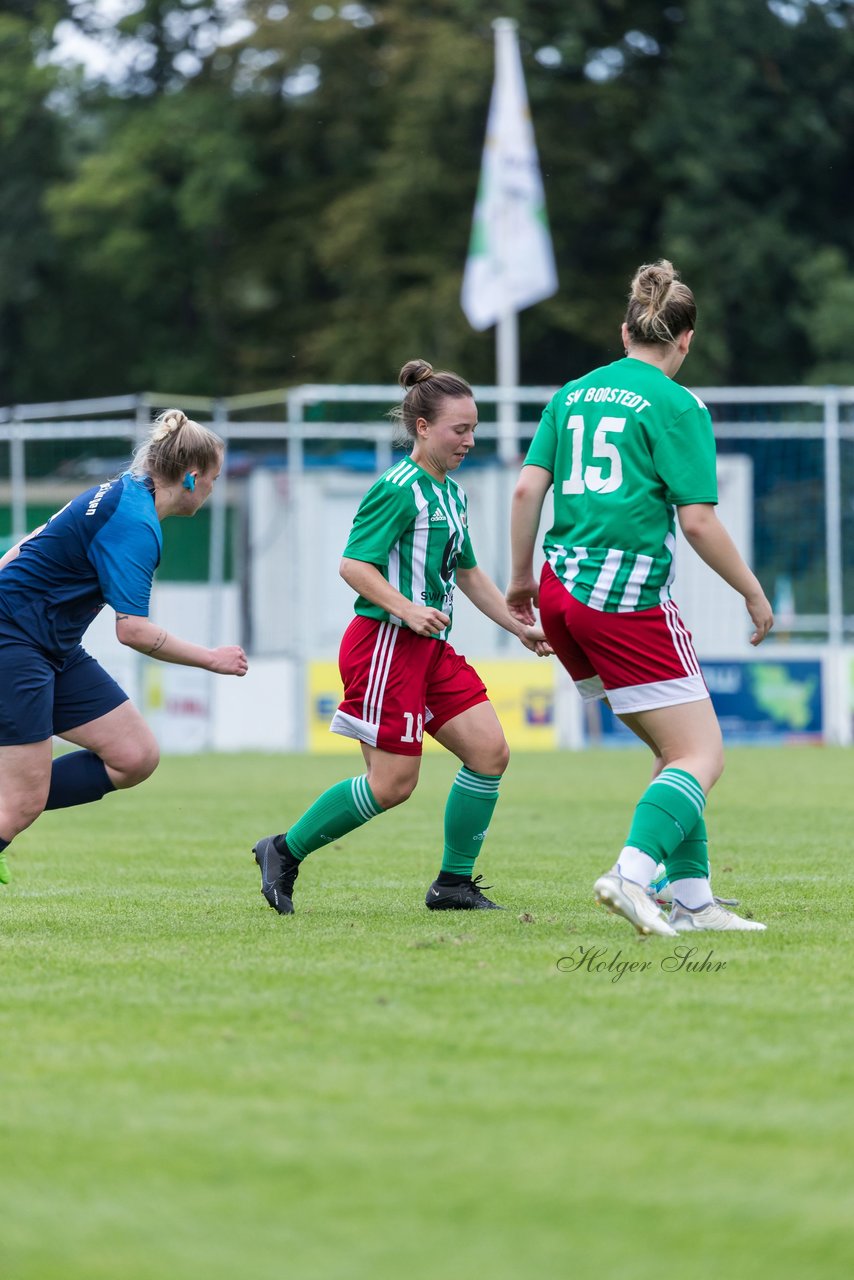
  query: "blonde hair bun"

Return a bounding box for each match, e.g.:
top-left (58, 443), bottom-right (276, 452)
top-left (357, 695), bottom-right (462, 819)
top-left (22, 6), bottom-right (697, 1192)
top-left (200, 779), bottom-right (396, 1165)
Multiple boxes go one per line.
top-left (625, 259), bottom-right (696, 346)
top-left (130, 407), bottom-right (224, 483)
top-left (631, 260), bottom-right (676, 310)
top-left (151, 409), bottom-right (188, 442)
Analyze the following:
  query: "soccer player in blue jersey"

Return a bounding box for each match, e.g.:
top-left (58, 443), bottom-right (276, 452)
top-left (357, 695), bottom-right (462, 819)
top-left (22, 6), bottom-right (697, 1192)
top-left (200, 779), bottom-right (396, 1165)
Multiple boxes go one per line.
top-left (0, 408), bottom-right (248, 887)
top-left (252, 359), bottom-right (549, 916)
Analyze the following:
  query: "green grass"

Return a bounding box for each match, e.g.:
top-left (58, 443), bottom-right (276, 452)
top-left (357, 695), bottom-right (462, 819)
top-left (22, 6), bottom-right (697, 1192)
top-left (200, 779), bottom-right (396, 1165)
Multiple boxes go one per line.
top-left (1, 748), bottom-right (852, 1280)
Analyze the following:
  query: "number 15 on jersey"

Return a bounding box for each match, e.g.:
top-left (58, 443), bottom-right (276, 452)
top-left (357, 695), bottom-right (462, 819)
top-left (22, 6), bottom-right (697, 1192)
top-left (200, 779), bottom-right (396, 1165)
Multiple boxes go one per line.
top-left (563, 415), bottom-right (626, 496)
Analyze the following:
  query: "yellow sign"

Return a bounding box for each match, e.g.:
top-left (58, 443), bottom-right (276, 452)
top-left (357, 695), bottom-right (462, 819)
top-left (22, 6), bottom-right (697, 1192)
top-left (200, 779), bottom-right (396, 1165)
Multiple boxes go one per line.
top-left (308, 661), bottom-right (347, 754)
top-left (307, 657), bottom-right (556, 753)
top-left (477, 659), bottom-right (557, 751)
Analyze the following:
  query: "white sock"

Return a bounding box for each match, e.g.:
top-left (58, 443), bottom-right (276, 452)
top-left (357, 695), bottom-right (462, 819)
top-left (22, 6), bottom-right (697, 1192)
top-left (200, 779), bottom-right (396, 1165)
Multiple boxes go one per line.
top-left (616, 846), bottom-right (658, 888)
top-left (671, 877), bottom-right (714, 910)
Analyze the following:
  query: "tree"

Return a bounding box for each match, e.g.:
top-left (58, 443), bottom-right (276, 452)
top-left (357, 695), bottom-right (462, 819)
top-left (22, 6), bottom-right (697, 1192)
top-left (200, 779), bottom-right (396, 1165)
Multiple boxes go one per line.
top-left (219, 0), bottom-right (684, 387)
top-left (40, 1), bottom-right (261, 395)
top-left (38, 0), bottom-right (686, 393)
top-left (642, 0), bottom-right (854, 384)
top-left (8, 0), bottom-right (854, 399)
top-left (0, 2), bottom-right (70, 402)
top-left (796, 246), bottom-right (854, 383)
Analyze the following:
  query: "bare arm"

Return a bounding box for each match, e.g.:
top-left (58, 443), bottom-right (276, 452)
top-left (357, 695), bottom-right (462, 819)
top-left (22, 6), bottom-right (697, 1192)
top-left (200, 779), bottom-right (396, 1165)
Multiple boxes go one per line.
top-left (339, 558), bottom-right (450, 637)
top-left (506, 465), bottom-right (553, 624)
top-left (457, 565), bottom-right (551, 655)
top-left (677, 503), bottom-right (774, 646)
top-left (115, 614), bottom-right (248, 674)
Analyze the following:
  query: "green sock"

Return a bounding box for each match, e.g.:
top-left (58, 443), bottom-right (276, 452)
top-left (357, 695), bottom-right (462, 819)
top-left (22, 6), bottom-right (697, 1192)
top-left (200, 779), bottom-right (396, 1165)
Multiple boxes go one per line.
top-left (441, 767), bottom-right (502, 877)
top-left (287, 776), bottom-right (384, 859)
top-left (625, 768), bottom-right (706, 865)
top-left (665, 816), bottom-right (710, 881)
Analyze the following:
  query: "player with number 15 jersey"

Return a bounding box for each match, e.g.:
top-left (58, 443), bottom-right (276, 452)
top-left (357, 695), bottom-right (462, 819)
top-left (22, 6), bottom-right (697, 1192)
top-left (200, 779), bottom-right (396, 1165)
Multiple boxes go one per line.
top-left (528, 357), bottom-right (718, 615)
top-left (507, 260), bottom-right (773, 938)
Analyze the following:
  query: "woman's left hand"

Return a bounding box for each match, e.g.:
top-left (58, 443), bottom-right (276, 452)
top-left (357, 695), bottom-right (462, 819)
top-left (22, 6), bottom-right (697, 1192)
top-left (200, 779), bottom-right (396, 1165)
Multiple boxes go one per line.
top-left (210, 645), bottom-right (249, 675)
top-left (516, 624), bottom-right (553, 657)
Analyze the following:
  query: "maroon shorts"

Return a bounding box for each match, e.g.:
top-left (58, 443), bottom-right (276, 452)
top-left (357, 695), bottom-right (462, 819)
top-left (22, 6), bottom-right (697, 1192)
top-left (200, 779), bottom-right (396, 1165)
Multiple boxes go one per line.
top-left (538, 563), bottom-right (709, 714)
top-left (329, 616), bottom-right (488, 756)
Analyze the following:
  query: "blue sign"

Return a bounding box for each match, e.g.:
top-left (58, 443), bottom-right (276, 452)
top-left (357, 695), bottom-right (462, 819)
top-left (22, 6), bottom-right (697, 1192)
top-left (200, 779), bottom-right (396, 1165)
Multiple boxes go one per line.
top-left (588, 659), bottom-right (823, 745)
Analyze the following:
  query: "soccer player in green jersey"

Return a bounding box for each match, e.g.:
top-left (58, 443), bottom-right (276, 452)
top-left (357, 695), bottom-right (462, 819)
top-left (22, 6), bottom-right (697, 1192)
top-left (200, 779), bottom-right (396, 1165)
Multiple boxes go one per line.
top-left (252, 359), bottom-right (549, 915)
top-left (507, 260), bottom-right (774, 936)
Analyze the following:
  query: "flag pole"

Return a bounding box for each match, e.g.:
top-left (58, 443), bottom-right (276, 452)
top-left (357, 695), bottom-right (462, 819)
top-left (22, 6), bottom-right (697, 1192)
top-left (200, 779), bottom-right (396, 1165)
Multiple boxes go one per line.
top-left (460, 15), bottom-right (557, 460)
top-left (496, 305), bottom-right (518, 465)
top-left (496, 297), bottom-right (518, 655)
top-left (494, 18), bottom-right (520, 467)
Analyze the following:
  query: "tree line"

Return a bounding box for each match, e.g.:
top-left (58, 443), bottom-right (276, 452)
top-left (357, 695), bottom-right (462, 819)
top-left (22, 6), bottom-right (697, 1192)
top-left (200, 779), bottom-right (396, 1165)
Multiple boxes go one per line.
top-left (2, 0), bottom-right (854, 403)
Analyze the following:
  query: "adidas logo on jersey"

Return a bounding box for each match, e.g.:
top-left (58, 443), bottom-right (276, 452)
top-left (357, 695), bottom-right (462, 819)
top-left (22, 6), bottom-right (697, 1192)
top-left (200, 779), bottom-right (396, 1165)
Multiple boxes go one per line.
top-left (430, 509), bottom-right (448, 523)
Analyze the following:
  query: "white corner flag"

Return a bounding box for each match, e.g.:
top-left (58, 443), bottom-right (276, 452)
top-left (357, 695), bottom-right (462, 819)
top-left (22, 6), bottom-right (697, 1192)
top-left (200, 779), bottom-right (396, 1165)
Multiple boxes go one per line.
top-left (461, 18), bottom-right (558, 332)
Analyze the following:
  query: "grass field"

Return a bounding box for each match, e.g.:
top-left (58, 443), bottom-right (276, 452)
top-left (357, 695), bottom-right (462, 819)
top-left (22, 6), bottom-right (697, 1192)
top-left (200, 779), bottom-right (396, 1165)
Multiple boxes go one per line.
top-left (1, 747), bottom-right (852, 1280)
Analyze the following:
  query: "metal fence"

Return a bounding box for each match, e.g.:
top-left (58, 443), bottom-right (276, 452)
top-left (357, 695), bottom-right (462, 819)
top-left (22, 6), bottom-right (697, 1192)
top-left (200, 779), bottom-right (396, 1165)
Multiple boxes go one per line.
top-left (1, 384), bottom-right (852, 652)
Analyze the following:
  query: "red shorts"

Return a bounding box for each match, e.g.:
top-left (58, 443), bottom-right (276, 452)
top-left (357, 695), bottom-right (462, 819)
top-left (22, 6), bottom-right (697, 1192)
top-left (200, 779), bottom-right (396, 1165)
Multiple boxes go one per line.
top-left (330, 616), bottom-right (489, 756)
top-left (539, 563), bottom-right (709, 714)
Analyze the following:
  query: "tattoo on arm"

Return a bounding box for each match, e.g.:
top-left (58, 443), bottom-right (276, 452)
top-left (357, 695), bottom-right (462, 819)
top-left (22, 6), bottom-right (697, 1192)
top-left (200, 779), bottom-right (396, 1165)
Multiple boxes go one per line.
top-left (146, 630), bottom-right (168, 655)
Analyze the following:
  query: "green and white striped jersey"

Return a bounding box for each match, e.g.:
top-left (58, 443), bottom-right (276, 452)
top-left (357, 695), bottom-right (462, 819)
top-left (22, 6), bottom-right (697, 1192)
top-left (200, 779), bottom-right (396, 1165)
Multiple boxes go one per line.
top-left (525, 357), bottom-right (718, 612)
top-left (342, 457), bottom-right (477, 640)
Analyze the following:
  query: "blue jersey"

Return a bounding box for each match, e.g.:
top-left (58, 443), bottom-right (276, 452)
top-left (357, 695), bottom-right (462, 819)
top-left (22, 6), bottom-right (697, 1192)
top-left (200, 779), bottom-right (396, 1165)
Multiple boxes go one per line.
top-left (0, 473), bottom-right (162, 665)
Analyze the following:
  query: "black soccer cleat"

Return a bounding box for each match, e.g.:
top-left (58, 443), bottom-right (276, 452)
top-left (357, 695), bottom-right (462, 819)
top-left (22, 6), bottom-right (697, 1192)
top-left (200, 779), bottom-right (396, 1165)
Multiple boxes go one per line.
top-left (425, 874), bottom-right (505, 911)
top-left (253, 833), bottom-right (299, 915)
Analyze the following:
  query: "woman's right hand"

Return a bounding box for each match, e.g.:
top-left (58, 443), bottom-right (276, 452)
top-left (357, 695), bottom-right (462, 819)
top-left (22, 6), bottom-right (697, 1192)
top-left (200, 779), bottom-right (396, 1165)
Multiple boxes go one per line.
top-left (745, 591), bottom-right (774, 646)
top-left (505, 574), bottom-right (540, 626)
top-left (401, 604), bottom-right (451, 636)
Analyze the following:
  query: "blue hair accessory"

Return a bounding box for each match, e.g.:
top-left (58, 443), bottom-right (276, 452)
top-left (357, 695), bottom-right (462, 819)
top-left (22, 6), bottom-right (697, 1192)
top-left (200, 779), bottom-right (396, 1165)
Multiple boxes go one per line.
top-left (182, 473), bottom-right (196, 492)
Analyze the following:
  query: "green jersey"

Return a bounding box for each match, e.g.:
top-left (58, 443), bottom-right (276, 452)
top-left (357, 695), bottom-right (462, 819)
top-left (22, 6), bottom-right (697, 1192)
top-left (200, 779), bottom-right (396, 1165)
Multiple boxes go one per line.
top-left (343, 457), bottom-right (477, 640)
top-left (524, 357), bottom-right (718, 612)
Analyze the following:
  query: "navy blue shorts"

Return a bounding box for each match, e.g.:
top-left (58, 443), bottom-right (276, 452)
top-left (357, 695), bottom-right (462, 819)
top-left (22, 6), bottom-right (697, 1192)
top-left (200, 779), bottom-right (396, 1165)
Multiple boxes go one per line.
top-left (0, 643), bottom-right (129, 746)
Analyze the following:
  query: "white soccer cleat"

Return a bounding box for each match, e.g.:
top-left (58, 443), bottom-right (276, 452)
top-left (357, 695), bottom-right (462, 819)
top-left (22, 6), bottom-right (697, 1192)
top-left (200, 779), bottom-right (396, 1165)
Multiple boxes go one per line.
top-left (594, 871), bottom-right (677, 938)
top-left (670, 901), bottom-right (767, 932)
